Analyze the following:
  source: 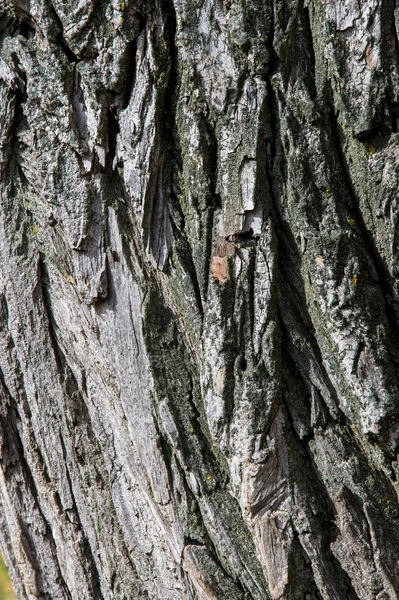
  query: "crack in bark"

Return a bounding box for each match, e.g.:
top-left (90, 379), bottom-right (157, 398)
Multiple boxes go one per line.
top-left (3, 404), bottom-right (73, 600)
top-left (122, 15), bottom-right (147, 110)
top-left (47, 1), bottom-right (79, 63)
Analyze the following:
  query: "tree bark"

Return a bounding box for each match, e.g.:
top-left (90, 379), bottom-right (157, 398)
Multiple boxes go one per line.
top-left (1, 0), bottom-right (399, 598)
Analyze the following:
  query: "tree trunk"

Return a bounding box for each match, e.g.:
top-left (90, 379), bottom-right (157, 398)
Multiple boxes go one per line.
top-left (1, 0), bottom-right (399, 598)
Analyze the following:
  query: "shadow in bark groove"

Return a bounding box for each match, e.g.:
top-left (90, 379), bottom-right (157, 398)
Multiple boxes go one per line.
top-left (47, 1), bottom-right (79, 63)
top-left (0, 396), bottom-right (73, 600)
top-left (122, 15), bottom-right (147, 110)
top-left (329, 104), bottom-right (399, 341)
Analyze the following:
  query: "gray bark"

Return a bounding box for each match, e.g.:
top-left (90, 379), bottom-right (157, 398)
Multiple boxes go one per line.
top-left (1, 0), bottom-right (399, 598)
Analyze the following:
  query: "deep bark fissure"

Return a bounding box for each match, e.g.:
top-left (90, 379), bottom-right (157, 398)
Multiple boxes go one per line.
top-left (122, 15), bottom-right (147, 111)
top-left (59, 435), bottom-right (105, 600)
top-left (2, 0), bottom-right (399, 598)
top-left (6, 408), bottom-right (73, 600)
top-left (47, 1), bottom-right (79, 63)
top-left (329, 105), bottom-right (399, 339)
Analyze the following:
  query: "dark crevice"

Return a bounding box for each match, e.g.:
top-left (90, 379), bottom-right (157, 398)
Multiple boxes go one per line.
top-left (280, 351), bottom-right (314, 440)
top-left (3, 57), bottom-right (27, 180)
top-left (288, 532), bottom-right (324, 600)
top-left (59, 435), bottom-right (105, 600)
top-left (17, 518), bottom-right (58, 600)
top-left (144, 291), bottom-right (226, 481)
top-left (59, 436), bottom-right (82, 527)
top-left (47, 1), bottom-right (79, 62)
top-left (122, 16), bottom-right (146, 110)
top-left (188, 539), bottom-right (252, 600)
top-left (107, 104), bottom-right (120, 163)
top-left (186, 380), bottom-right (227, 485)
top-left (182, 537), bottom-right (204, 548)
top-left (301, 2), bottom-right (317, 100)
top-left (282, 313), bottom-right (399, 595)
top-left (160, 0), bottom-right (180, 166)
top-left (170, 219), bottom-right (204, 318)
top-left (275, 221), bottom-right (316, 331)
top-left (177, 467), bottom-right (261, 599)
top-left (69, 66), bottom-right (91, 156)
top-left (188, 261), bottom-right (204, 319)
top-left (329, 106), bottom-right (399, 347)
top-left (121, 40), bottom-right (138, 110)
top-left (4, 411), bottom-right (73, 600)
top-left (140, 0), bottom-right (181, 271)
top-left (238, 248), bottom-right (257, 360)
top-left (227, 228), bottom-right (256, 243)
top-left (0, 373), bottom-right (14, 414)
top-left (381, 0), bottom-right (398, 74)
top-left (266, 0), bottom-right (279, 83)
top-left (38, 258), bottom-right (64, 372)
top-left (180, 493), bottom-right (253, 598)
top-left (387, 99), bottom-right (399, 133)
top-left (213, 193), bottom-right (222, 208)
top-left (277, 294), bottom-right (340, 422)
top-left (39, 260), bottom-right (100, 448)
top-left (0, 10), bottom-right (17, 37)
top-left (203, 117), bottom-right (219, 204)
top-left (204, 116), bottom-right (220, 295)
top-left (385, 0), bottom-right (399, 133)
top-left (152, 415), bottom-right (176, 497)
top-left (57, 34), bottom-right (79, 64)
top-left (18, 18), bottom-right (36, 39)
top-left (282, 401), bottom-right (362, 600)
top-left (32, 441), bottom-right (52, 485)
top-left (198, 112), bottom-right (220, 301)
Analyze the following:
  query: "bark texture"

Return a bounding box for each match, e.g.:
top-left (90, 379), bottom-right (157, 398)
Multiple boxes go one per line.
top-left (1, 0), bottom-right (399, 598)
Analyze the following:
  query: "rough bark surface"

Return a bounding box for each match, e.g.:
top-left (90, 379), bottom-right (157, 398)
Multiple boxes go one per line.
top-left (1, 0), bottom-right (399, 598)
